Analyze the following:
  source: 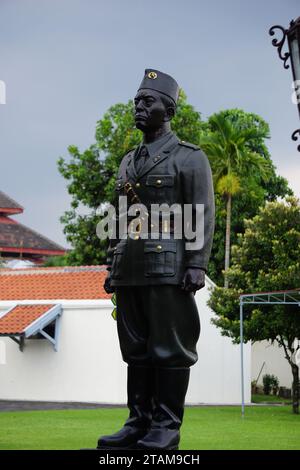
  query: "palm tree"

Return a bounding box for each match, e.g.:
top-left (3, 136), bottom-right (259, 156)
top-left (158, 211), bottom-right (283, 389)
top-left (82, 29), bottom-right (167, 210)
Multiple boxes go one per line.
top-left (200, 113), bottom-right (271, 288)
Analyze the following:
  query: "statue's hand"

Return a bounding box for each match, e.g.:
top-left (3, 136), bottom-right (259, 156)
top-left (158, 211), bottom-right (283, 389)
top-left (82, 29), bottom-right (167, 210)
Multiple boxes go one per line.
top-left (180, 268), bottom-right (205, 294)
top-left (104, 271), bottom-right (115, 294)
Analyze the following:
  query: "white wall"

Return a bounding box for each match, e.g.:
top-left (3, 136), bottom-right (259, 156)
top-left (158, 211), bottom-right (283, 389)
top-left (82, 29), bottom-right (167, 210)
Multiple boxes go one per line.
top-left (0, 279), bottom-right (251, 404)
top-left (0, 300), bottom-right (127, 404)
top-left (188, 278), bottom-right (251, 404)
top-left (252, 341), bottom-right (292, 389)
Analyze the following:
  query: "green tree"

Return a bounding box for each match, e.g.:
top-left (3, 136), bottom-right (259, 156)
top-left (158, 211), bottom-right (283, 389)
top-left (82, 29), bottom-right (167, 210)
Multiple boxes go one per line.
top-left (43, 255), bottom-right (70, 267)
top-left (202, 109), bottom-right (292, 285)
top-left (199, 112), bottom-right (273, 287)
top-left (208, 197), bottom-right (300, 414)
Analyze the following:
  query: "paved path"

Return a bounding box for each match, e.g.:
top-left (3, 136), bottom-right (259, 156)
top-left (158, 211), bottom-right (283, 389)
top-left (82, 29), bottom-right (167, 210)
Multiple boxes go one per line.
top-left (0, 400), bottom-right (126, 412)
top-left (0, 400), bottom-right (288, 412)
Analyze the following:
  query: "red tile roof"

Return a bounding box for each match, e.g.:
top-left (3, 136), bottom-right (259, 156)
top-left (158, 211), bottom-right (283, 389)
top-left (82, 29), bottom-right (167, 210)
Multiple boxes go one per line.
top-left (0, 304), bottom-right (55, 335)
top-left (0, 266), bottom-right (111, 300)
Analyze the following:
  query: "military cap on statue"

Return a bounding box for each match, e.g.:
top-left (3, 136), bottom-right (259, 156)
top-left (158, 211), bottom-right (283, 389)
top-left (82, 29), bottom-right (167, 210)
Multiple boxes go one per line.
top-left (138, 69), bottom-right (180, 104)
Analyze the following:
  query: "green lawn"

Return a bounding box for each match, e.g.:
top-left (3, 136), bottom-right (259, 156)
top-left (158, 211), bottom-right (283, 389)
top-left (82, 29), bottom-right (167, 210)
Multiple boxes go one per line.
top-left (0, 406), bottom-right (299, 450)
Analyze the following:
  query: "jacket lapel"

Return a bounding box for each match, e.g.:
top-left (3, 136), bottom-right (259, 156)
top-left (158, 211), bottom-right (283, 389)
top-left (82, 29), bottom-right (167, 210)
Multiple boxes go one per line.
top-left (135, 133), bottom-right (179, 181)
top-left (125, 147), bottom-right (140, 181)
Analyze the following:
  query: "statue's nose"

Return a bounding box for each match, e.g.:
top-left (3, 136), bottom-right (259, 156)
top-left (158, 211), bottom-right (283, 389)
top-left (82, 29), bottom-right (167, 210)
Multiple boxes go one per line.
top-left (135, 100), bottom-right (144, 113)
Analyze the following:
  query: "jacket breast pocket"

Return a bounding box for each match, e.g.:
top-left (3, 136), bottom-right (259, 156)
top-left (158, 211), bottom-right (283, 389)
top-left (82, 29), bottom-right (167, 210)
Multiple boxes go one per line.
top-left (111, 242), bottom-right (126, 279)
top-left (145, 174), bottom-right (175, 188)
top-left (144, 240), bottom-right (177, 277)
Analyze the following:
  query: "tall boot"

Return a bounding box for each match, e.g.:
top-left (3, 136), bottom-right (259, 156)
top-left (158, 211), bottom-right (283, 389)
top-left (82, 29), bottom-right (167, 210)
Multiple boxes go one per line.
top-left (136, 367), bottom-right (190, 450)
top-left (97, 365), bottom-right (153, 449)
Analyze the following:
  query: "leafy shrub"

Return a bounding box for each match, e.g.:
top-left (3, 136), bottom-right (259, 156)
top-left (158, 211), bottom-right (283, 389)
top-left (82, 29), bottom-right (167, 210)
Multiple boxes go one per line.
top-left (263, 374), bottom-right (279, 395)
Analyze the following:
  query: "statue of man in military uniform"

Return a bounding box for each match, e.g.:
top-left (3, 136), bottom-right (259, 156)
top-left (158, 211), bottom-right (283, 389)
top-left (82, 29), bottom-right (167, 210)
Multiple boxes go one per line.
top-left (97, 69), bottom-right (215, 450)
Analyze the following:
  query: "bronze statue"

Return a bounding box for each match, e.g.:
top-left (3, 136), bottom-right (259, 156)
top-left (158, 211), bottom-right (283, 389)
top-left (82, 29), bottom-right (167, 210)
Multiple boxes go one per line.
top-left (98, 69), bottom-right (215, 450)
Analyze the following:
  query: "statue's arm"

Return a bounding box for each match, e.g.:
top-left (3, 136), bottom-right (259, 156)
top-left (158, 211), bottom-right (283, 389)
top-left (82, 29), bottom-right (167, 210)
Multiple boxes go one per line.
top-left (180, 149), bottom-right (215, 272)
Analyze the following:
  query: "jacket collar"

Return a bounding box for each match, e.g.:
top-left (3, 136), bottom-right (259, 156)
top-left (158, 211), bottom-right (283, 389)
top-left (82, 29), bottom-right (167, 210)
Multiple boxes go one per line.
top-left (143, 131), bottom-right (173, 159)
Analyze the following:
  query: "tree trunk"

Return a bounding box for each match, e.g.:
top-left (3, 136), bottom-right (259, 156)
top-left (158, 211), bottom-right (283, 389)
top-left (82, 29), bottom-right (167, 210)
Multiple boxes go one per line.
top-left (224, 194), bottom-right (232, 288)
top-left (291, 363), bottom-right (299, 414)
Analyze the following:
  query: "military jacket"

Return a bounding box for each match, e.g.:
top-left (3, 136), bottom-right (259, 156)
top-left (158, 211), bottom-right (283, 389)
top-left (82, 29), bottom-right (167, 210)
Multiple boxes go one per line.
top-left (107, 132), bottom-right (215, 286)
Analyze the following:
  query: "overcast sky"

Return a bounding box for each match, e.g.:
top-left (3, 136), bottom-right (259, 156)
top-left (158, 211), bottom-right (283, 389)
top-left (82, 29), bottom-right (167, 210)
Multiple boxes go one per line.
top-left (0, 0), bottom-right (299, 247)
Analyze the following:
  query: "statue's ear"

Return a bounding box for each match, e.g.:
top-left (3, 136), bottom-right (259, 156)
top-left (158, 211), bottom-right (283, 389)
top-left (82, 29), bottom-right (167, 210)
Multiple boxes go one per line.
top-left (164, 105), bottom-right (176, 121)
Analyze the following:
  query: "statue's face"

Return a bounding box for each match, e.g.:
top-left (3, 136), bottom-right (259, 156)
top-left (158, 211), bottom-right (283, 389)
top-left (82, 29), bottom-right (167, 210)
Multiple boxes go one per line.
top-left (134, 89), bottom-right (168, 131)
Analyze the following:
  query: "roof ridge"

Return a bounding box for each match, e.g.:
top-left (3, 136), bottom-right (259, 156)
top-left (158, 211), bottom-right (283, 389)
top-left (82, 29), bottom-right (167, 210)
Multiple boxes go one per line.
top-left (0, 265), bottom-right (108, 275)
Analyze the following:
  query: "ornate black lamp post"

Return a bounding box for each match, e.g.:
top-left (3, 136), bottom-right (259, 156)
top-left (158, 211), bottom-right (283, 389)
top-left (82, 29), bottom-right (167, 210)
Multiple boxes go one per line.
top-left (269, 17), bottom-right (300, 151)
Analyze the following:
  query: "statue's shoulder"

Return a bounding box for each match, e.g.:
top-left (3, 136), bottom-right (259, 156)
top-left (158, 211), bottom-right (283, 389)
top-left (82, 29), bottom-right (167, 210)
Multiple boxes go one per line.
top-left (127, 146), bottom-right (138, 155)
top-left (119, 148), bottom-right (136, 166)
top-left (178, 140), bottom-right (200, 151)
top-left (122, 147), bottom-right (138, 160)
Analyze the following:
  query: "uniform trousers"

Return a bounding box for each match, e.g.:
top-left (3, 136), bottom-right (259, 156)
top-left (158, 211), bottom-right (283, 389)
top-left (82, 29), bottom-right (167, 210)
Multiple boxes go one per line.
top-left (115, 285), bottom-right (201, 368)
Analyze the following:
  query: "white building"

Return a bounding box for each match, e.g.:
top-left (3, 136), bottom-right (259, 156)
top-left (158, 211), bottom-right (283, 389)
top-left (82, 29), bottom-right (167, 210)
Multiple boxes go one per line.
top-left (0, 266), bottom-right (251, 405)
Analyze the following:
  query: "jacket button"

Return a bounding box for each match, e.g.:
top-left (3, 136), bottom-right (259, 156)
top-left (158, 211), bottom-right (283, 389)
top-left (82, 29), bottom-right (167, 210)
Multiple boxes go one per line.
top-left (136, 182), bottom-right (140, 187)
top-left (156, 179), bottom-right (162, 185)
top-left (156, 245), bottom-right (162, 251)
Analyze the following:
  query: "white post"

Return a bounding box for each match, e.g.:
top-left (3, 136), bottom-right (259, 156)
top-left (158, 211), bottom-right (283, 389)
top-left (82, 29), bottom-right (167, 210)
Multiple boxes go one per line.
top-left (240, 300), bottom-right (245, 417)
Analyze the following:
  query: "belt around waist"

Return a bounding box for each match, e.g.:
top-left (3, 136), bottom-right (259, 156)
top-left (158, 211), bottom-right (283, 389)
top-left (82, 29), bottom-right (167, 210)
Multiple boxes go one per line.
top-left (127, 218), bottom-right (177, 234)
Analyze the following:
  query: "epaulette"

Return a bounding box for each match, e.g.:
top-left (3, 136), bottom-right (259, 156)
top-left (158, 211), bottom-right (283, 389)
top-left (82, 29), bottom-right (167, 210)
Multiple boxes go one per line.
top-left (123, 148), bottom-right (136, 158)
top-left (178, 140), bottom-right (199, 150)
top-left (119, 148), bottom-right (136, 164)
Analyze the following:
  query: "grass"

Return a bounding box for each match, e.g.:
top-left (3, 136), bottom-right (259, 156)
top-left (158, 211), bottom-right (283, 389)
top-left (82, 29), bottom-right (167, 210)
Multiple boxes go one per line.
top-left (252, 394), bottom-right (292, 404)
top-left (0, 406), bottom-right (299, 450)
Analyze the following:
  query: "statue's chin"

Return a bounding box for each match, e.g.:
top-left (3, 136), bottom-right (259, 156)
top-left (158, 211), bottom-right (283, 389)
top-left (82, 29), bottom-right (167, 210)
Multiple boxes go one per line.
top-left (135, 120), bottom-right (148, 132)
